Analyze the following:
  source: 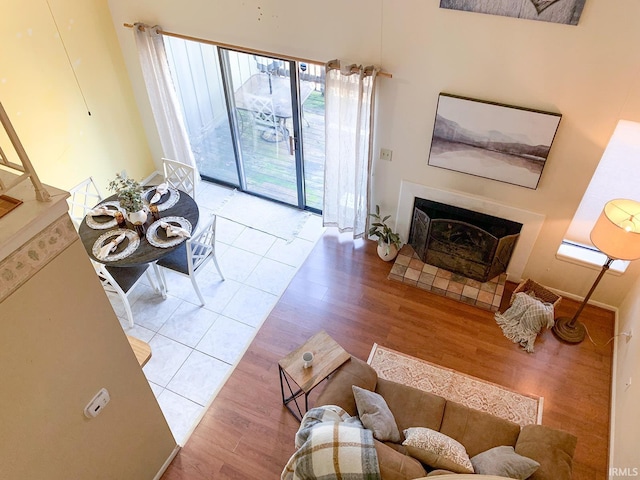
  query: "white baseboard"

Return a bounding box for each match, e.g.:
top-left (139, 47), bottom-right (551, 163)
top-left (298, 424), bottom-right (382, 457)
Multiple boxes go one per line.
top-left (153, 445), bottom-right (181, 480)
top-left (539, 285), bottom-right (617, 312)
top-left (502, 279), bottom-right (618, 313)
top-left (141, 170), bottom-right (163, 186)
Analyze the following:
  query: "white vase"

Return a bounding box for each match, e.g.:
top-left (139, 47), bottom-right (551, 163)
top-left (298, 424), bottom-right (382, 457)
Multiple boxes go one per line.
top-left (127, 209), bottom-right (147, 225)
top-left (377, 242), bottom-right (398, 262)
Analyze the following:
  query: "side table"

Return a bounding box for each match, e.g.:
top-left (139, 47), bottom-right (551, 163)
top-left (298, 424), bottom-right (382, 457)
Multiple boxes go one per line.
top-left (278, 330), bottom-right (350, 421)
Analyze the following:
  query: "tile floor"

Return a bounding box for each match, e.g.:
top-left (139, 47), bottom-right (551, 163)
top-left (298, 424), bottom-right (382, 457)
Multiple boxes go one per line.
top-left (107, 181), bottom-right (325, 445)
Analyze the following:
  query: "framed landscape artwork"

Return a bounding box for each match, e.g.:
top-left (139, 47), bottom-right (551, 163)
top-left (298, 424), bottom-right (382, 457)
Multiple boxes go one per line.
top-left (427, 93), bottom-right (561, 189)
top-left (440, 0), bottom-right (587, 26)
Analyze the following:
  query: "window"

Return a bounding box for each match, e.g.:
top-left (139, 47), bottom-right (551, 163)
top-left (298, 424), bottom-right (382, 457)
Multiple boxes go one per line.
top-left (559, 120), bottom-right (640, 272)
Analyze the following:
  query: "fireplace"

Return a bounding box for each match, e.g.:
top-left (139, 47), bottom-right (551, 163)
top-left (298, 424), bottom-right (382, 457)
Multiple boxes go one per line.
top-left (409, 198), bottom-right (522, 283)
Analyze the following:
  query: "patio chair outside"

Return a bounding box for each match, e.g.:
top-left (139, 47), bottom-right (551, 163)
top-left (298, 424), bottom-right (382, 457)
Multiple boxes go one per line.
top-left (245, 93), bottom-right (288, 144)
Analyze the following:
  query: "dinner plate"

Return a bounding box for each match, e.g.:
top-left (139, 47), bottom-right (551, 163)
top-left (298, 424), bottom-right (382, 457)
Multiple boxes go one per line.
top-left (146, 216), bottom-right (192, 248)
top-left (92, 228), bottom-right (140, 261)
top-left (143, 186), bottom-right (180, 211)
top-left (85, 201), bottom-right (121, 230)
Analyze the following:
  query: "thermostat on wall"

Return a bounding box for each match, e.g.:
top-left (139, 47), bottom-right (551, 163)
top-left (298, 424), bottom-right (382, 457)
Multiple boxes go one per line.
top-left (84, 388), bottom-right (110, 418)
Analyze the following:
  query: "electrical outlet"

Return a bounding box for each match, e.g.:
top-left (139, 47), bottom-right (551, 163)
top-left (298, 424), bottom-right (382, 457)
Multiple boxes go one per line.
top-left (380, 148), bottom-right (392, 162)
top-left (84, 388), bottom-right (110, 418)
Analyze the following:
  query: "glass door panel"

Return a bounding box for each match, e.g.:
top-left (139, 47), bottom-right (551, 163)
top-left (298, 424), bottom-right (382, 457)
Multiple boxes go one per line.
top-left (299, 63), bottom-right (325, 212)
top-left (226, 51), bottom-right (298, 205)
top-left (164, 37), bottom-right (239, 186)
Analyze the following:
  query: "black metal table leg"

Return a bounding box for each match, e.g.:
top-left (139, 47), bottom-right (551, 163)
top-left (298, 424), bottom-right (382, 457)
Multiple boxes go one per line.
top-left (279, 364), bottom-right (306, 421)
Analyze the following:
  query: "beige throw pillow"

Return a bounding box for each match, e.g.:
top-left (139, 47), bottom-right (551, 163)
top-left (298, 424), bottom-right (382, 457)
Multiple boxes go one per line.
top-left (352, 385), bottom-right (401, 442)
top-left (402, 427), bottom-right (474, 474)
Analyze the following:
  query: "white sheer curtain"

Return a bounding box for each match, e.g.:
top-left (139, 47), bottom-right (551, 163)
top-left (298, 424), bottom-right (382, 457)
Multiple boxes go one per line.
top-left (133, 24), bottom-right (200, 187)
top-left (323, 60), bottom-right (379, 238)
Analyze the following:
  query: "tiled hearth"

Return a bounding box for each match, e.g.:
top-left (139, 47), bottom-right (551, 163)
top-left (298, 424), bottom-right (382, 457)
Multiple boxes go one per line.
top-left (388, 245), bottom-right (506, 312)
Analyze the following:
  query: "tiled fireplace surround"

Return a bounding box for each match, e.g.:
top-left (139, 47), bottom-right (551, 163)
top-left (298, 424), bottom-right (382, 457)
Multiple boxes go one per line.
top-left (389, 244), bottom-right (506, 311)
top-left (390, 181), bottom-right (546, 309)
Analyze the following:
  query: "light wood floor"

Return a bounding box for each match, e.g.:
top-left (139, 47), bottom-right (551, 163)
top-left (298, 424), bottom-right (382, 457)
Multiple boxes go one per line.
top-left (162, 230), bottom-right (613, 480)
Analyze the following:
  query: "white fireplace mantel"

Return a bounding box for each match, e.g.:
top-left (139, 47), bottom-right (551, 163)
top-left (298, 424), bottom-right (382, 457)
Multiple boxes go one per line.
top-left (395, 181), bottom-right (546, 282)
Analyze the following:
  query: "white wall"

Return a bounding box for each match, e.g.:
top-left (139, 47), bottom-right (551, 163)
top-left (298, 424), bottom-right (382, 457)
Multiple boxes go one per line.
top-left (373, 1), bottom-right (640, 307)
top-left (106, 0), bottom-right (640, 308)
top-left (612, 283), bottom-right (640, 471)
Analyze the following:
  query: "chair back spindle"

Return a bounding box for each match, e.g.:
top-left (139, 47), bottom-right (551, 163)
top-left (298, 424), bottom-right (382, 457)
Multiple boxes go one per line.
top-left (67, 177), bottom-right (103, 230)
top-left (162, 157), bottom-right (197, 198)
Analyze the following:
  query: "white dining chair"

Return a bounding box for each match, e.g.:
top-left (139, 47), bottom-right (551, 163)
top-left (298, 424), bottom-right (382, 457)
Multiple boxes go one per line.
top-left (162, 158), bottom-right (197, 199)
top-left (92, 260), bottom-right (163, 328)
top-left (67, 177), bottom-right (103, 229)
top-left (156, 215), bottom-right (225, 306)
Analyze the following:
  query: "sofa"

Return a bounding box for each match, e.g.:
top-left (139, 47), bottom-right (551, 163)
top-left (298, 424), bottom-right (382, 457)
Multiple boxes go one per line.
top-left (314, 356), bottom-right (577, 480)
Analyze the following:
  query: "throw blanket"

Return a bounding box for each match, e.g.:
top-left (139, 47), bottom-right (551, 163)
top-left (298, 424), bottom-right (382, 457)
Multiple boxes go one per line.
top-left (495, 291), bottom-right (555, 353)
top-left (281, 405), bottom-right (381, 480)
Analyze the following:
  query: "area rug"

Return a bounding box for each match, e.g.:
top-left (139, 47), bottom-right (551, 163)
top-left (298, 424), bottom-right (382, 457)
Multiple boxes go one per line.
top-left (367, 344), bottom-right (543, 426)
top-left (213, 188), bottom-right (310, 242)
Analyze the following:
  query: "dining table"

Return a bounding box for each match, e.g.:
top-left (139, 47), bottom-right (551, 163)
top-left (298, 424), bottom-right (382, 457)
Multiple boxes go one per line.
top-left (77, 185), bottom-right (200, 268)
top-left (77, 186), bottom-right (199, 368)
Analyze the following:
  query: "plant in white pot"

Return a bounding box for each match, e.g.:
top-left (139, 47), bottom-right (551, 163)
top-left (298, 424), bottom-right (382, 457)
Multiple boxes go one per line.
top-left (368, 205), bottom-right (402, 261)
top-left (108, 173), bottom-right (146, 224)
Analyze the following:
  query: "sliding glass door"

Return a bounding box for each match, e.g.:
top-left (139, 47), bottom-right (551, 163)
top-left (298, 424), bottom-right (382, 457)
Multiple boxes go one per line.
top-left (224, 50), bottom-right (298, 204)
top-left (163, 38), bottom-right (239, 186)
top-left (164, 37), bottom-right (325, 212)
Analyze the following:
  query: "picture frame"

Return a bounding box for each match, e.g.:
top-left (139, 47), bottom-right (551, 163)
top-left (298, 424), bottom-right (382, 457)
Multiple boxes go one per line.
top-left (427, 93), bottom-right (561, 189)
top-left (439, 0), bottom-right (587, 26)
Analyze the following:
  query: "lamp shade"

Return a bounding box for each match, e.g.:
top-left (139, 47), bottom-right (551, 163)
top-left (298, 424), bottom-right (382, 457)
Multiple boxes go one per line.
top-left (590, 199), bottom-right (640, 260)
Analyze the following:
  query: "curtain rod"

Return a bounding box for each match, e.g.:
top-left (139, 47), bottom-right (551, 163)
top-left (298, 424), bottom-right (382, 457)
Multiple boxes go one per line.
top-left (123, 23), bottom-right (392, 79)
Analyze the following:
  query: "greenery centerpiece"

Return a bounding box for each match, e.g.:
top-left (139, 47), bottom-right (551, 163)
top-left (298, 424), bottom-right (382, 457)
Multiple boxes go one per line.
top-left (368, 204), bottom-right (402, 261)
top-left (108, 173), bottom-right (145, 223)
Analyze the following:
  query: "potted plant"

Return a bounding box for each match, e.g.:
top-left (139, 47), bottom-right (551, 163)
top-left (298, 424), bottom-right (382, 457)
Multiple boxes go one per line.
top-left (108, 173), bottom-right (146, 224)
top-left (368, 204), bottom-right (402, 261)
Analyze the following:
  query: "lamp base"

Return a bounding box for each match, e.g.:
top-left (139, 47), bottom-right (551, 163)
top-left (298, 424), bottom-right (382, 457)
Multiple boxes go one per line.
top-left (552, 316), bottom-right (586, 344)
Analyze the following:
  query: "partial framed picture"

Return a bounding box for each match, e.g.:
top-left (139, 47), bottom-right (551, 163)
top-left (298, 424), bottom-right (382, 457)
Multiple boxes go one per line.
top-left (440, 0), bottom-right (587, 26)
top-left (427, 93), bottom-right (561, 189)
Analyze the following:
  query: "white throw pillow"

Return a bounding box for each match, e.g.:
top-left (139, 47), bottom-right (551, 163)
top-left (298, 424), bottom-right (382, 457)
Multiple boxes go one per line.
top-left (402, 427), bottom-right (474, 474)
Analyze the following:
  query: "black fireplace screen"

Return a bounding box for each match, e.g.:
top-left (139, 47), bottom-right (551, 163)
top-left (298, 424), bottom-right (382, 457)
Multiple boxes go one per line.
top-left (409, 198), bottom-right (522, 283)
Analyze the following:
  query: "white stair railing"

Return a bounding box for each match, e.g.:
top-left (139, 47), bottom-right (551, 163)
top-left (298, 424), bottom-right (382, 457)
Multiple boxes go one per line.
top-left (0, 102), bottom-right (50, 202)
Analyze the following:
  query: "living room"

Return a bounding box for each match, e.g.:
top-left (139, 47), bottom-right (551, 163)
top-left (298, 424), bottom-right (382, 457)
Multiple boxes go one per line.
top-left (1, 0), bottom-right (639, 478)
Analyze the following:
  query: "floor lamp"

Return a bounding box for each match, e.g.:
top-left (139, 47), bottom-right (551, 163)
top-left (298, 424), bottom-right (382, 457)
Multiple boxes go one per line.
top-left (553, 199), bottom-right (640, 344)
